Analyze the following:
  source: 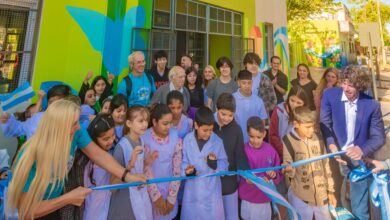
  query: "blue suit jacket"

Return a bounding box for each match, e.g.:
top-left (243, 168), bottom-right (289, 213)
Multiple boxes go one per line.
top-left (320, 87), bottom-right (385, 157)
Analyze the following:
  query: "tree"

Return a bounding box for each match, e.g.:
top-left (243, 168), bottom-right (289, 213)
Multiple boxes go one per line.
top-left (286, 0), bottom-right (335, 21)
top-left (349, 0), bottom-right (390, 46)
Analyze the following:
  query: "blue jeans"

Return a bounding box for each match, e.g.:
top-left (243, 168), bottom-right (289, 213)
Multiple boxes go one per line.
top-left (350, 177), bottom-right (370, 220)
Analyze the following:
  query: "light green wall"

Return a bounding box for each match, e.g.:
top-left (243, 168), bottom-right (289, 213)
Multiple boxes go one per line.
top-left (209, 35), bottom-right (231, 74)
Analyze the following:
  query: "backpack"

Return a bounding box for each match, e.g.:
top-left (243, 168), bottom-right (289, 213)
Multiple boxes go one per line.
top-left (124, 73), bottom-right (154, 97)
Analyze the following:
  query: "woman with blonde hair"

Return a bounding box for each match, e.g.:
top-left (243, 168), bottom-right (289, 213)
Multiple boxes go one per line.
top-left (314, 67), bottom-right (339, 117)
top-left (7, 99), bottom-right (146, 219)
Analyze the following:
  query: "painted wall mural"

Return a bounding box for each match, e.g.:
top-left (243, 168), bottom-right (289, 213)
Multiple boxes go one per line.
top-left (66, 0), bottom-right (148, 76)
top-left (303, 33), bottom-right (343, 68)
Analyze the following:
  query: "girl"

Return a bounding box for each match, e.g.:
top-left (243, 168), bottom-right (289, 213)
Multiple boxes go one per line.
top-left (185, 67), bottom-right (204, 119)
top-left (167, 91), bottom-right (193, 139)
top-left (80, 88), bottom-right (97, 128)
top-left (83, 113), bottom-right (116, 220)
top-left (314, 68), bottom-right (339, 118)
top-left (101, 97), bottom-right (112, 114)
top-left (110, 94), bottom-right (128, 141)
top-left (290, 64), bottom-right (317, 110)
top-left (239, 117), bottom-right (281, 220)
top-left (109, 106), bottom-right (156, 220)
top-left (206, 57), bottom-right (238, 111)
top-left (269, 86), bottom-right (308, 159)
top-left (79, 71), bottom-right (115, 112)
top-left (143, 103), bottom-right (183, 220)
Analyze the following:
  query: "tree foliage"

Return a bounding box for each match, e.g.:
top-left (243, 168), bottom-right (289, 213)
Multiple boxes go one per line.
top-left (286, 0), bottom-right (335, 20)
top-left (349, 0), bottom-right (390, 45)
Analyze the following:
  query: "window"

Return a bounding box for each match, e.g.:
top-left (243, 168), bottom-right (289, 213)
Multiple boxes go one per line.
top-left (187, 32), bottom-right (205, 69)
top-left (175, 0), bottom-right (207, 33)
top-left (265, 23), bottom-right (274, 64)
top-left (0, 0), bottom-right (41, 93)
top-left (208, 6), bottom-right (241, 36)
top-left (153, 0), bottom-right (171, 29)
top-left (232, 37), bottom-right (255, 72)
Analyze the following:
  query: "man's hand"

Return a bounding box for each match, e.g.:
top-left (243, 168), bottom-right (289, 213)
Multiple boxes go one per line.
top-left (346, 145), bottom-right (363, 161)
top-left (329, 144), bottom-right (347, 165)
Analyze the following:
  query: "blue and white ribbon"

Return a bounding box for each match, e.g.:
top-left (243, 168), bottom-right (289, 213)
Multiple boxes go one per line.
top-left (370, 172), bottom-right (390, 220)
top-left (329, 205), bottom-right (355, 220)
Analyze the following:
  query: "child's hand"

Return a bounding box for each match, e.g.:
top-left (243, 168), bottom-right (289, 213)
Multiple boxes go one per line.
top-left (144, 150), bottom-right (159, 168)
top-left (262, 176), bottom-right (270, 183)
top-left (371, 160), bottom-right (386, 173)
top-left (207, 153), bottom-right (217, 170)
top-left (0, 112), bottom-right (10, 124)
top-left (208, 153), bottom-right (217, 160)
top-left (266, 170), bottom-right (276, 179)
top-left (124, 173), bottom-right (147, 183)
top-left (107, 71), bottom-right (115, 83)
top-left (328, 193), bottom-right (337, 207)
top-left (154, 196), bottom-right (167, 215)
top-left (282, 163), bottom-right (293, 174)
top-left (37, 90), bottom-right (45, 100)
top-left (84, 70), bottom-right (93, 83)
top-left (329, 144), bottom-right (347, 165)
top-left (185, 165), bottom-right (196, 176)
top-left (128, 146), bottom-right (143, 169)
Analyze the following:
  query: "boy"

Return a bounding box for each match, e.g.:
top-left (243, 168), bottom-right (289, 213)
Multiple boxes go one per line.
top-left (214, 93), bottom-right (249, 220)
top-left (149, 50), bottom-right (170, 89)
top-left (233, 70), bottom-right (268, 143)
top-left (238, 116), bottom-right (281, 220)
top-left (181, 106), bottom-right (228, 220)
top-left (243, 52), bottom-right (277, 114)
top-left (283, 106), bottom-right (336, 220)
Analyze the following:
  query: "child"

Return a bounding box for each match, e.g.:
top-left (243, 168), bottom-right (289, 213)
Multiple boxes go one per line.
top-left (238, 116), bottom-right (281, 220)
top-left (143, 104), bottom-right (182, 220)
top-left (109, 94), bottom-right (128, 141)
top-left (185, 66), bottom-right (204, 119)
top-left (79, 71), bottom-right (114, 112)
top-left (283, 106), bottom-right (336, 220)
top-left (167, 91), bottom-right (193, 139)
top-left (181, 106), bottom-right (228, 220)
top-left (206, 56), bottom-right (238, 111)
top-left (101, 97), bottom-right (112, 114)
top-left (80, 88), bottom-right (97, 127)
top-left (108, 106), bottom-right (155, 220)
top-left (83, 113), bottom-right (116, 220)
top-left (269, 86), bottom-right (308, 158)
top-left (233, 70), bottom-right (268, 143)
top-left (214, 93), bottom-right (249, 220)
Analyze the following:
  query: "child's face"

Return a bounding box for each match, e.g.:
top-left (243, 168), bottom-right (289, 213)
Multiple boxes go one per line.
top-left (245, 62), bottom-right (259, 76)
top-left (219, 63), bottom-right (231, 77)
top-left (94, 79), bottom-right (106, 96)
top-left (168, 100), bottom-right (183, 117)
top-left (186, 71), bottom-right (197, 85)
top-left (153, 113), bottom-right (173, 137)
top-left (112, 105), bottom-right (127, 125)
top-left (101, 101), bottom-right (111, 114)
top-left (238, 79), bottom-right (253, 96)
top-left (97, 128), bottom-right (116, 151)
top-left (195, 123), bottom-right (214, 141)
top-left (85, 89), bottom-right (96, 106)
top-left (217, 109), bottom-right (234, 126)
top-left (288, 95), bottom-right (304, 111)
top-left (155, 57), bottom-right (167, 69)
top-left (294, 121), bottom-right (315, 139)
top-left (127, 112), bottom-right (149, 136)
top-left (248, 127), bottom-right (265, 148)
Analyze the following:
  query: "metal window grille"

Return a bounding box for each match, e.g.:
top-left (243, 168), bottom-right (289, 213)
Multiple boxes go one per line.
top-left (0, 0), bottom-right (41, 93)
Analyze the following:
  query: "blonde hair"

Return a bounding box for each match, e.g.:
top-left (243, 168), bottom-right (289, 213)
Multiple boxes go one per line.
top-left (168, 65), bottom-right (185, 81)
top-left (7, 100), bottom-right (80, 219)
top-left (292, 106), bottom-right (316, 124)
top-left (127, 51), bottom-right (144, 66)
top-left (203, 65), bottom-right (216, 87)
top-left (315, 68), bottom-right (339, 98)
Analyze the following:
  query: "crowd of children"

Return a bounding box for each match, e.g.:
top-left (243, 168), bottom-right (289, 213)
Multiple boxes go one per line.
top-left (0, 50), bottom-right (387, 220)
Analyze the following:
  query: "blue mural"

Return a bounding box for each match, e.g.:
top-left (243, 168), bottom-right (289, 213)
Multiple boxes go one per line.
top-left (66, 3), bottom-right (147, 76)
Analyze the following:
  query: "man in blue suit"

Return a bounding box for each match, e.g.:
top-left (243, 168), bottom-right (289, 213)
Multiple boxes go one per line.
top-left (320, 65), bottom-right (385, 220)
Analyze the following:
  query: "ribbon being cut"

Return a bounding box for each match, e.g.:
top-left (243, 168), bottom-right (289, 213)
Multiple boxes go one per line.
top-left (1, 150), bottom-right (389, 220)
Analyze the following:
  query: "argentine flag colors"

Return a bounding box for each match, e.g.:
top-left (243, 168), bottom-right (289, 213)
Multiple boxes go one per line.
top-left (0, 82), bottom-right (35, 113)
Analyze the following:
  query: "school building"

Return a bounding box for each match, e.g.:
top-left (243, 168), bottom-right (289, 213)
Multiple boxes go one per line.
top-left (0, 0), bottom-right (289, 94)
